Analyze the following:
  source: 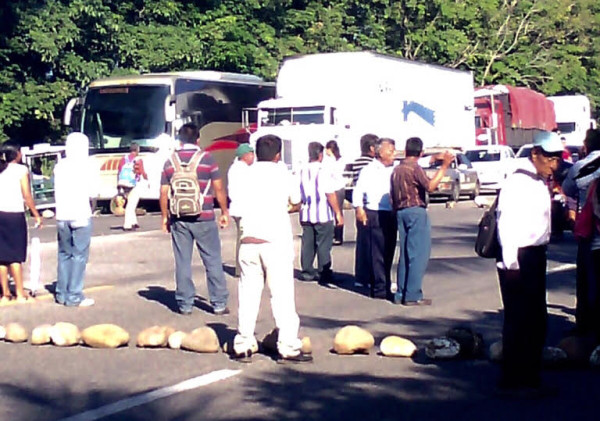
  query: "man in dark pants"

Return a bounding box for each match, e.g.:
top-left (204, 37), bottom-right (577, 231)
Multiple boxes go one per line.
top-left (344, 133), bottom-right (378, 288)
top-left (298, 142), bottom-right (343, 284)
top-left (562, 128), bottom-right (600, 335)
top-left (496, 131), bottom-right (563, 397)
top-left (352, 138), bottom-right (397, 299)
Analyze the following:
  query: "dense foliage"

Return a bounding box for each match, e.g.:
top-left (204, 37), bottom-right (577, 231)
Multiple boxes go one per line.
top-left (1, 0), bottom-right (599, 143)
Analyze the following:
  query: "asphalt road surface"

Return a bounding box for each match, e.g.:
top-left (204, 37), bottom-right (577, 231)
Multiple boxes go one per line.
top-left (2, 200), bottom-right (595, 421)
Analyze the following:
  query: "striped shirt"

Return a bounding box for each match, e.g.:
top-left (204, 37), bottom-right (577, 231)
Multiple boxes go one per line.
top-left (299, 162), bottom-right (337, 224)
top-left (343, 155), bottom-right (375, 188)
top-left (160, 145), bottom-right (221, 221)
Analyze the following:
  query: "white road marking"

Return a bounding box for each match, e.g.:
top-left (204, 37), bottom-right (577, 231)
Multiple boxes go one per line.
top-left (58, 369), bottom-right (241, 421)
top-left (547, 263), bottom-right (577, 274)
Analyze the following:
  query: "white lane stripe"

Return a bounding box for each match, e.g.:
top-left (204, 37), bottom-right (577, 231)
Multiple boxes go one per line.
top-left (59, 369), bottom-right (241, 421)
top-left (547, 263), bottom-right (577, 274)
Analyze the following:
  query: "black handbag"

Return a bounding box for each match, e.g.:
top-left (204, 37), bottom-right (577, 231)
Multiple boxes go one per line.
top-left (474, 196), bottom-right (499, 258)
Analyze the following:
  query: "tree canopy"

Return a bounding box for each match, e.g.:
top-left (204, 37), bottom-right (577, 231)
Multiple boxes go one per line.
top-left (1, 0), bottom-right (599, 143)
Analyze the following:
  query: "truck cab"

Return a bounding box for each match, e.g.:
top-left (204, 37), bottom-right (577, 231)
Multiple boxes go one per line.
top-left (250, 98), bottom-right (353, 171)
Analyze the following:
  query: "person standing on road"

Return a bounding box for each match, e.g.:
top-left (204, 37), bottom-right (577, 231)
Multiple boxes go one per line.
top-left (352, 138), bottom-right (398, 299)
top-left (343, 134), bottom-right (378, 287)
top-left (227, 143), bottom-right (255, 277)
top-left (298, 142), bottom-right (344, 285)
top-left (232, 134), bottom-right (312, 363)
top-left (118, 143), bottom-right (148, 231)
top-left (390, 137), bottom-right (453, 306)
top-left (495, 132), bottom-right (563, 396)
top-left (53, 132), bottom-right (99, 307)
top-left (324, 140), bottom-right (346, 245)
top-left (562, 129), bottom-right (600, 337)
top-left (0, 141), bottom-right (42, 304)
top-left (159, 123), bottom-right (230, 316)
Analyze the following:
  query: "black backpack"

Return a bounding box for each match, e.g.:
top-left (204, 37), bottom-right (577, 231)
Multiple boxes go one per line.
top-left (474, 168), bottom-right (539, 258)
top-left (474, 196), bottom-right (500, 258)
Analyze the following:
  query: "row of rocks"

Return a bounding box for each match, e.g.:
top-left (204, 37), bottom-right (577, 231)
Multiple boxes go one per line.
top-left (4, 322), bottom-right (599, 365)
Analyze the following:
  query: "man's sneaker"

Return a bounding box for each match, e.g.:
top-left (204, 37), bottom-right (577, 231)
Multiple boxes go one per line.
top-left (277, 351), bottom-right (313, 364)
top-left (213, 306), bottom-right (230, 316)
top-left (78, 298), bottom-right (95, 307)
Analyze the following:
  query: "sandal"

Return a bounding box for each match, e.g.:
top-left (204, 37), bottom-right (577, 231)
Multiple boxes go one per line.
top-left (15, 295), bottom-right (35, 304)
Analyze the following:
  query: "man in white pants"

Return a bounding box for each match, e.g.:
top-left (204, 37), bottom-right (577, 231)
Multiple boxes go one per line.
top-left (232, 135), bottom-right (312, 363)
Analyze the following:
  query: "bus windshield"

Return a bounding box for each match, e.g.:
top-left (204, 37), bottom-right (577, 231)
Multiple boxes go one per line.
top-left (82, 85), bottom-right (169, 150)
top-left (260, 106), bottom-right (326, 126)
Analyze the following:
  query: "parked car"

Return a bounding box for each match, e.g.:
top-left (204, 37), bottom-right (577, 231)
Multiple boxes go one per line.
top-left (419, 149), bottom-right (480, 202)
top-left (465, 145), bottom-right (515, 192)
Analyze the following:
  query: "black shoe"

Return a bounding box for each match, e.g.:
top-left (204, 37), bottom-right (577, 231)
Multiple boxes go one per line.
top-left (178, 308), bottom-right (192, 315)
top-left (403, 298), bottom-right (432, 306)
top-left (231, 349), bottom-right (254, 363)
top-left (213, 306), bottom-right (230, 316)
top-left (332, 240), bottom-right (343, 246)
top-left (277, 352), bottom-right (313, 364)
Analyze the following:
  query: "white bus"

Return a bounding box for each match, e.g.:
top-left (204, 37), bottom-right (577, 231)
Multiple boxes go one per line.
top-left (64, 71), bottom-right (274, 210)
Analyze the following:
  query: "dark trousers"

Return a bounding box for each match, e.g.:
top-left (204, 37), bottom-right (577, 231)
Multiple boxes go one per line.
top-left (360, 210), bottom-right (397, 298)
top-left (576, 242), bottom-right (600, 336)
top-left (355, 220), bottom-right (370, 286)
top-left (334, 189), bottom-right (345, 243)
top-left (300, 221), bottom-right (334, 282)
top-left (497, 245), bottom-right (547, 388)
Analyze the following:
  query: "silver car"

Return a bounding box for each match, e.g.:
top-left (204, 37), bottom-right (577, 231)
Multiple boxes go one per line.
top-left (421, 150), bottom-right (480, 202)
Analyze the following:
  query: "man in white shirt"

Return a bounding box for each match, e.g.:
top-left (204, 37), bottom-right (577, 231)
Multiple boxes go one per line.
top-left (232, 135), bottom-right (312, 363)
top-left (227, 143), bottom-right (255, 277)
top-left (53, 132), bottom-right (100, 307)
top-left (352, 138), bottom-right (398, 299)
top-left (298, 142), bottom-right (343, 284)
top-left (496, 131), bottom-right (562, 396)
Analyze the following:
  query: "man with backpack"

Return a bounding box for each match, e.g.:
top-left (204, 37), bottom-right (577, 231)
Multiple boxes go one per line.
top-left (118, 143), bottom-right (147, 231)
top-left (495, 131), bottom-right (563, 397)
top-left (159, 124), bottom-right (230, 316)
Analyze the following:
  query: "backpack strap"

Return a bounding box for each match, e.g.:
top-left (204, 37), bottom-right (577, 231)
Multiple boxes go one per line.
top-left (514, 168), bottom-right (544, 182)
top-left (170, 152), bottom-right (183, 172)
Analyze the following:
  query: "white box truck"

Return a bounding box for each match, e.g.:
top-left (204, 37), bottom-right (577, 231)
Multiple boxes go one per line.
top-left (249, 52), bottom-right (475, 170)
top-left (549, 94), bottom-right (597, 146)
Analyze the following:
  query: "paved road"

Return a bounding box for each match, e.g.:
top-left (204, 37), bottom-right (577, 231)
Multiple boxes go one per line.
top-left (2, 200), bottom-right (594, 421)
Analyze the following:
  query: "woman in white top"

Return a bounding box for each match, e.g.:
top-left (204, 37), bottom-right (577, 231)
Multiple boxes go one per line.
top-left (325, 140), bottom-right (346, 245)
top-left (0, 142), bottom-right (42, 304)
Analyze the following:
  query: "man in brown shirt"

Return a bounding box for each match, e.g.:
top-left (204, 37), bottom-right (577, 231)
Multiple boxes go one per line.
top-left (390, 137), bottom-right (453, 306)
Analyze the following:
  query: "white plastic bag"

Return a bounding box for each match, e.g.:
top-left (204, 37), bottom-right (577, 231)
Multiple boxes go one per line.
top-left (28, 236), bottom-right (41, 297)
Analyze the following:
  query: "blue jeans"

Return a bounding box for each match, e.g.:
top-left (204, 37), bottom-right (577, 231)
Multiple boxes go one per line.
top-left (56, 219), bottom-right (92, 306)
top-left (395, 207), bottom-right (431, 303)
top-left (171, 219), bottom-right (229, 312)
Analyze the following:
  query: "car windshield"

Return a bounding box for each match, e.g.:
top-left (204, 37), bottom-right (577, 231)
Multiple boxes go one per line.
top-left (465, 150), bottom-right (501, 162)
top-left (82, 85), bottom-right (169, 150)
top-left (421, 154), bottom-right (449, 169)
top-left (517, 147), bottom-right (533, 158)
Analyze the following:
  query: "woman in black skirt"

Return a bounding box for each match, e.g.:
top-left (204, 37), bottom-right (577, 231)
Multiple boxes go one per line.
top-left (0, 142), bottom-right (42, 304)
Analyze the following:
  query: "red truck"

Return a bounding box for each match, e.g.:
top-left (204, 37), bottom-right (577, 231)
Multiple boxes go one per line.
top-left (474, 85), bottom-right (557, 148)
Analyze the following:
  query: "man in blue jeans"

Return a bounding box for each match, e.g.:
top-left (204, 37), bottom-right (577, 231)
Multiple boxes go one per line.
top-left (53, 132), bottom-right (99, 307)
top-left (390, 137), bottom-right (453, 306)
top-left (159, 124), bottom-right (230, 315)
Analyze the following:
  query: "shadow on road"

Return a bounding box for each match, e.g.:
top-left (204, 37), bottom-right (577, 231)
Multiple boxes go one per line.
top-left (137, 286), bottom-right (213, 314)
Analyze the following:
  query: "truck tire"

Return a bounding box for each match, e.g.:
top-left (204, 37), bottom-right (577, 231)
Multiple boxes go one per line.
top-left (451, 182), bottom-right (460, 202)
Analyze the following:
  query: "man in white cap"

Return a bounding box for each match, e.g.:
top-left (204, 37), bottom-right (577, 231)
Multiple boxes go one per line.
top-left (495, 131), bottom-right (563, 397)
top-left (227, 143), bottom-right (255, 277)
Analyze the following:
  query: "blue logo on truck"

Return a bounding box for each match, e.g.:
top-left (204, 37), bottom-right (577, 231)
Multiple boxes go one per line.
top-left (402, 101), bottom-right (435, 126)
